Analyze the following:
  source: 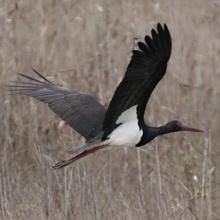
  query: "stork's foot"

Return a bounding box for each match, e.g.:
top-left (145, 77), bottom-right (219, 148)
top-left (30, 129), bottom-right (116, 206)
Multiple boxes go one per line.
top-left (52, 160), bottom-right (71, 169)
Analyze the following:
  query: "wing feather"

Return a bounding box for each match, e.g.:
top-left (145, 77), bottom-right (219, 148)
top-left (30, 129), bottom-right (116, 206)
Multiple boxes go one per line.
top-left (102, 23), bottom-right (172, 138)
top-left (9, 70), bottom-right (106, 140)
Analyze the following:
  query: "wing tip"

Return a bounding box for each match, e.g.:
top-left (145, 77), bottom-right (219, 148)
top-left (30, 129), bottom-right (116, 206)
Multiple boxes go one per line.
top-left (15, 69), bottom-right (53, 85)
top-left (32, 68), bottom-right (53, 84)
top-left (155, 22), bottom-right (171, 41)
top-left (135, 22), bottom-right (172, 58)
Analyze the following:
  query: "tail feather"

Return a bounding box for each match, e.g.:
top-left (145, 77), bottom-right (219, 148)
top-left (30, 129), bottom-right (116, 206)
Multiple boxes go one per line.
top-left (53, 141), bottom-right (109, 169)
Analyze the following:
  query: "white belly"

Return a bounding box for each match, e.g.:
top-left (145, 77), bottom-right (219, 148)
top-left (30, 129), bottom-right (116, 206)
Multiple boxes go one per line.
top-left (108, 121), bottom-right (143, 147)
top-left (107, 105), bottom-right (143, 147)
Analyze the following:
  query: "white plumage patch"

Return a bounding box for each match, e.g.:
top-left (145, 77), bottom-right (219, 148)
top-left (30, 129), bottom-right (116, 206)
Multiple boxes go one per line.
top-left (116, 105), bottom-right (138, 123)
top-left (108, 105), bottom-right (143, 147)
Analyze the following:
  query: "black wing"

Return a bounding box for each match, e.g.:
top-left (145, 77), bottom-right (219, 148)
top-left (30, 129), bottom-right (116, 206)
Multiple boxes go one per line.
top-left (9, 69), bottom-right (106, 141)
top-left (102, 23), bottom-right (172, 137)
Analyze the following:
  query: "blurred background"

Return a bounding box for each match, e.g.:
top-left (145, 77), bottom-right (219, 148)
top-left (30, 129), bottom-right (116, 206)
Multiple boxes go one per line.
top-left (1, 0), bottom-right (220, 219)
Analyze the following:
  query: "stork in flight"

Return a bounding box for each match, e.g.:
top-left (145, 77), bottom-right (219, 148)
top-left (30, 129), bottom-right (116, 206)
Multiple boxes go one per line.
top-left (10, 23), bottom-right (203, 169)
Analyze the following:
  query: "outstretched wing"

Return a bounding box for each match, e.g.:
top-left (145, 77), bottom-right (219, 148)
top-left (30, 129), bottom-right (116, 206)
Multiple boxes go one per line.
top-left (103, 23), bottom-right (172, 137)
top-left (9, 69), bottom-right (106, 141)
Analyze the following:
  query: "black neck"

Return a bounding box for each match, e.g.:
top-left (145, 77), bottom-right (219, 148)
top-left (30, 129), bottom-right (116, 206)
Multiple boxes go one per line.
top-left (136, 123), bottom-right (180, 147)
top-left (156, 124), bottom-right (181, 135)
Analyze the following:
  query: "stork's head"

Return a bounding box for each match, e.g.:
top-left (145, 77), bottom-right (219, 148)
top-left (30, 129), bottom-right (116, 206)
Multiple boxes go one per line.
top-left (164, 120), bottom-right (204, 133)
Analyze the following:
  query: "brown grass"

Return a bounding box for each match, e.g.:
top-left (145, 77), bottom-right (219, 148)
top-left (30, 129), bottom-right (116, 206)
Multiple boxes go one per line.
top-left (1, 0), bottom-right (220, 219)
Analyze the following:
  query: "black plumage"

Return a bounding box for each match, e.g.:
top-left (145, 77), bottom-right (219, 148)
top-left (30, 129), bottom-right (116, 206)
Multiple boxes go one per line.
top-left (9, 23), bottom-right (203, 169)
top-left (102, 24), bottom-right (171, 138)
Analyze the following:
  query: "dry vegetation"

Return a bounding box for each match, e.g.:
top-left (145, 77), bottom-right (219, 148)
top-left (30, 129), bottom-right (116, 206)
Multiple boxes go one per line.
top-left (1, 0), bottom-right (220, 219)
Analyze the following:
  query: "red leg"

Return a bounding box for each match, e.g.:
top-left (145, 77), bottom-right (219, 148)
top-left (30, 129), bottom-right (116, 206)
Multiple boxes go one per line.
top-left (53, 145), bottom-right (106, 169)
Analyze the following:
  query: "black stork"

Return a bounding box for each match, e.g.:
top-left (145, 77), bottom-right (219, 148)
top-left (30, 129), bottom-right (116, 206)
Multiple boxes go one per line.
top-left (10, 23), bottom-right (203, 169)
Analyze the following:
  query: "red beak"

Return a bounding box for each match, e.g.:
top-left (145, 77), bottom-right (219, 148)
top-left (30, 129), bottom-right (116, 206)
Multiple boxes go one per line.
top-left (181, 125), bottom-right (204, 132)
